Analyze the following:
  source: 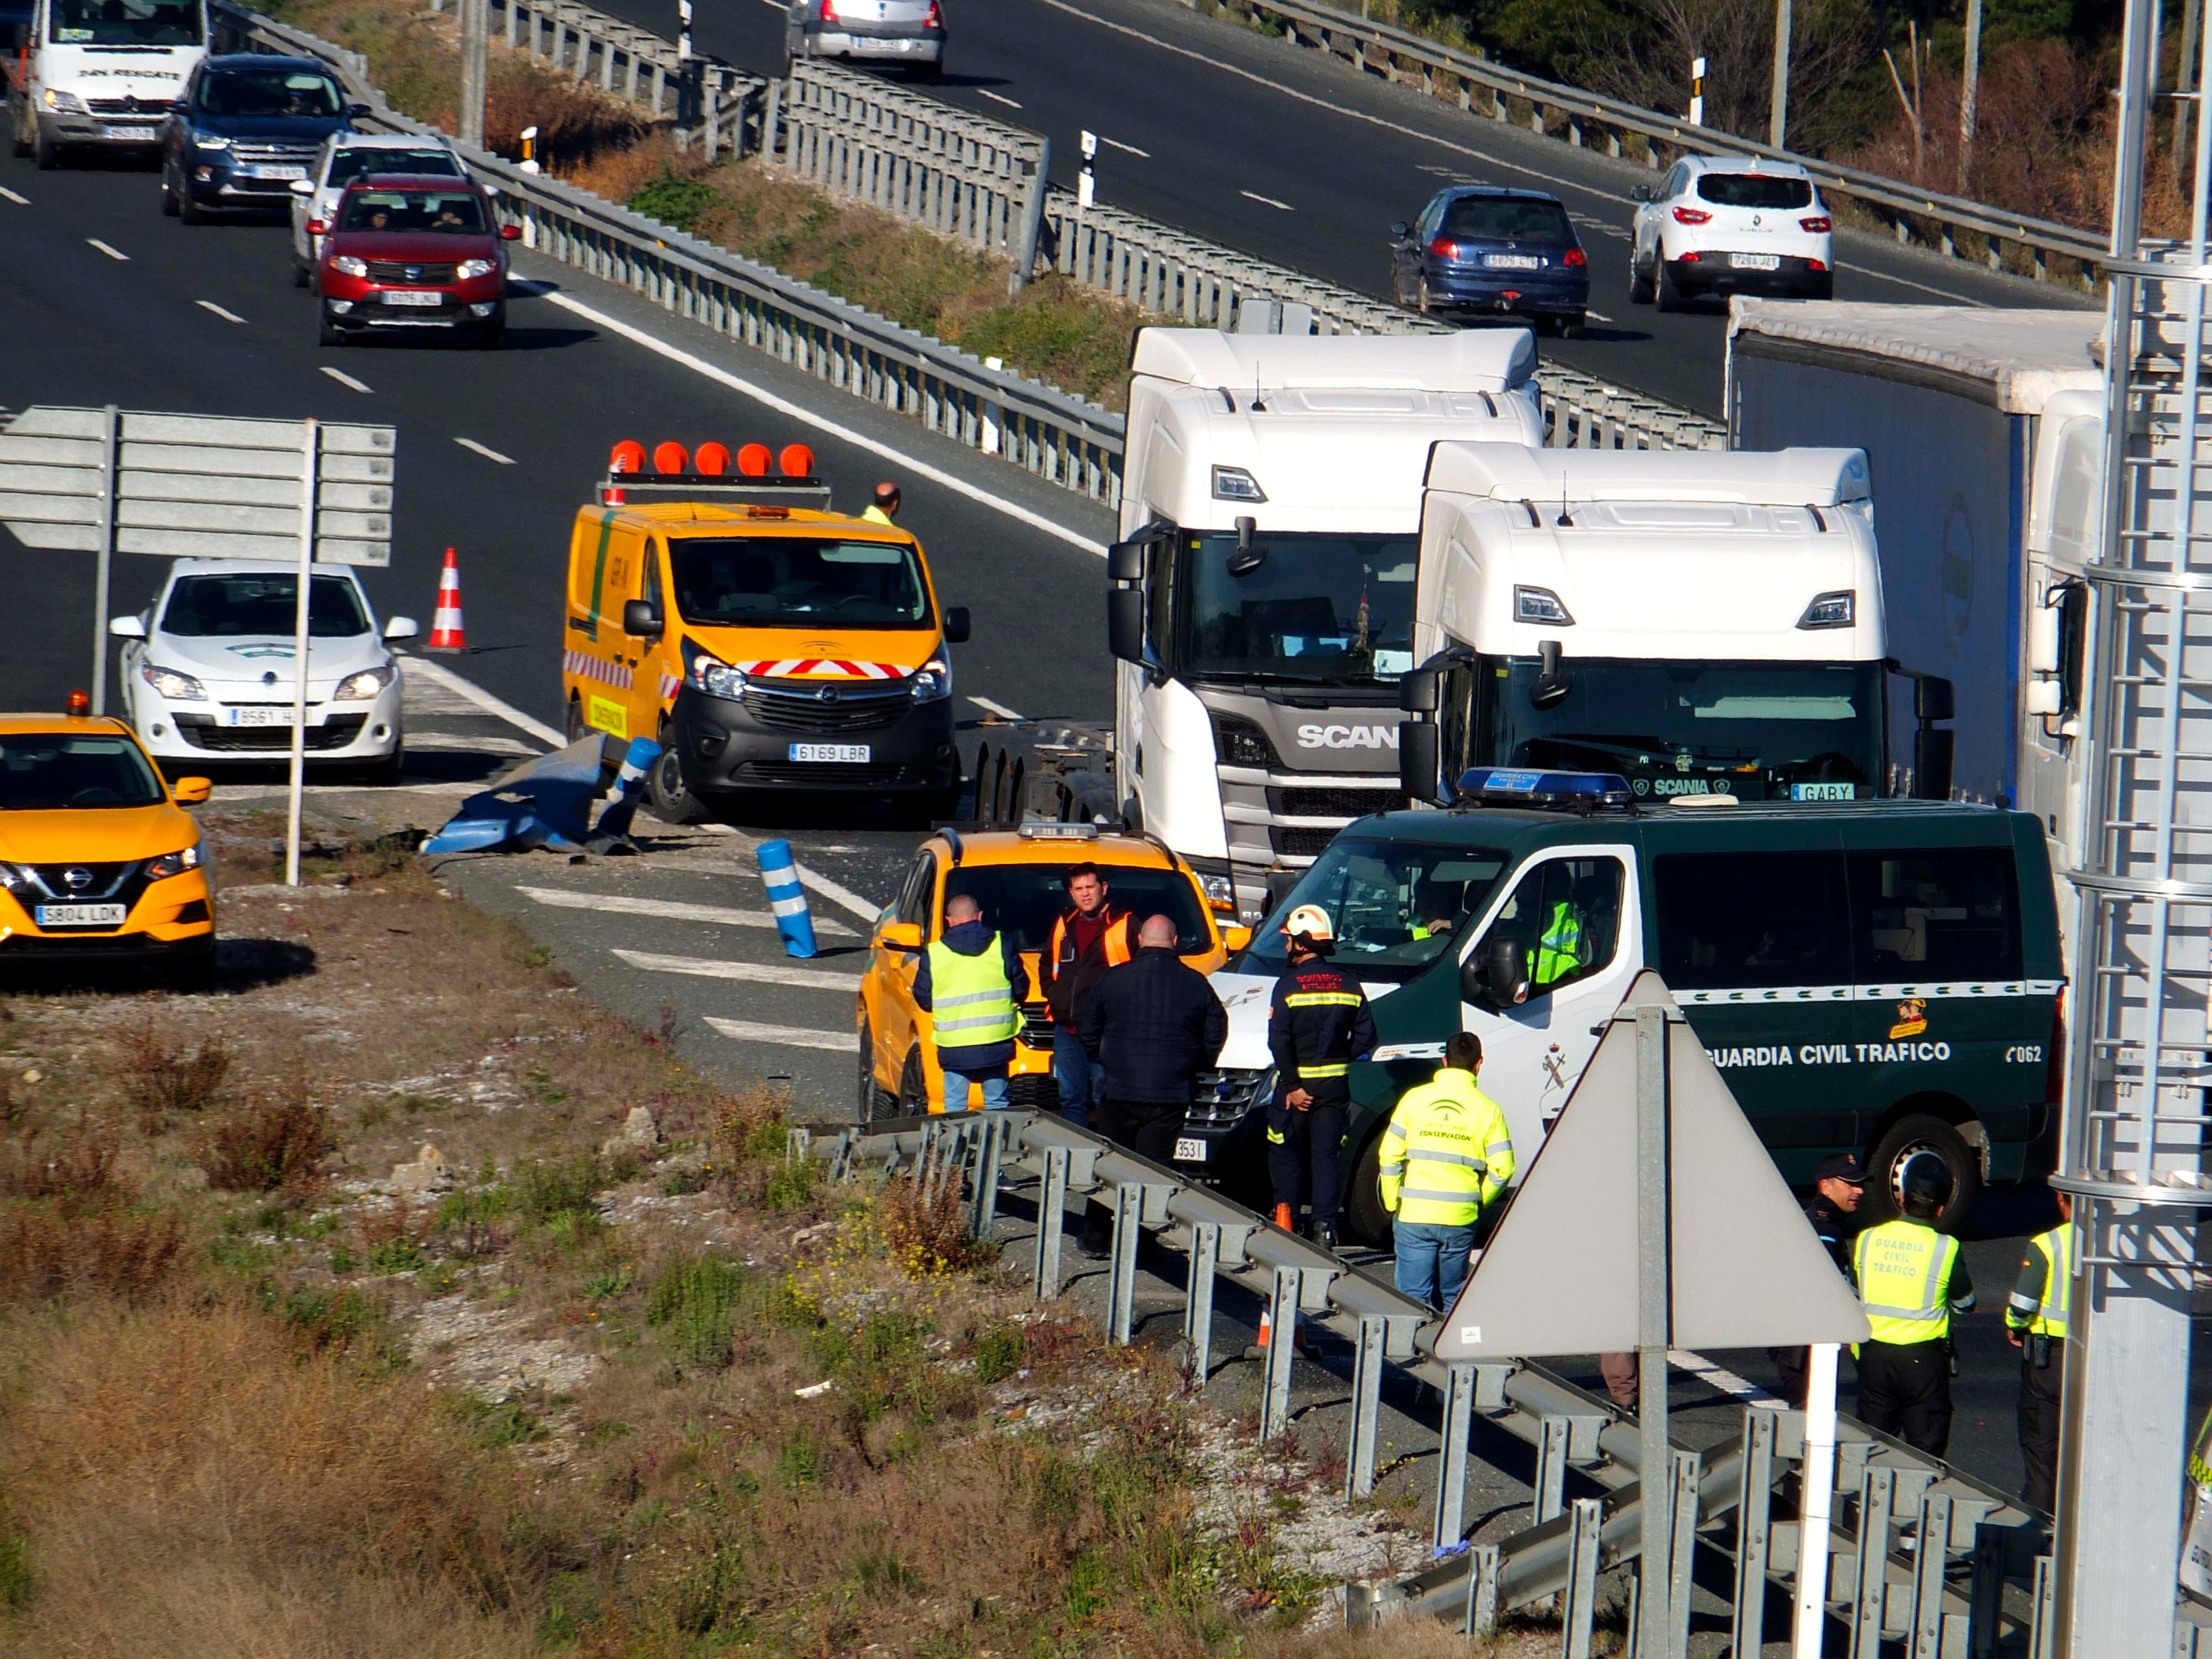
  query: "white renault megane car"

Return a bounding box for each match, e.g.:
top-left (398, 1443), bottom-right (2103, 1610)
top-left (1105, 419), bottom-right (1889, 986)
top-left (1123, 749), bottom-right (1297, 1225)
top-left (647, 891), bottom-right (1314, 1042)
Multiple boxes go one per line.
top-left (109, 559), bottom-right (416, 781)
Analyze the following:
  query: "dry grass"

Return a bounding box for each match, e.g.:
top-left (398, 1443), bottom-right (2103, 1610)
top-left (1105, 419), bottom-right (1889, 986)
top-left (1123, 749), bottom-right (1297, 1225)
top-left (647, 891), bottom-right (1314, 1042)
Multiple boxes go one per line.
top-left (878, 1171), bottom-right (987, 1276)
top-left (111, 1023), bottom-right (233, 1134)
top-left (197, 1083), bottom-right (332, 1196)
top-left (0, 1197), bottom-right (185, 1306)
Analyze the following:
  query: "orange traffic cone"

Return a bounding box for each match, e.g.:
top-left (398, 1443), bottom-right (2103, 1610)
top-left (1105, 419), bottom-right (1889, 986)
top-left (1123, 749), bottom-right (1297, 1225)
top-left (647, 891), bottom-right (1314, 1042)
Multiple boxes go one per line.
top-left (427, 546), bottom-right (467, 651)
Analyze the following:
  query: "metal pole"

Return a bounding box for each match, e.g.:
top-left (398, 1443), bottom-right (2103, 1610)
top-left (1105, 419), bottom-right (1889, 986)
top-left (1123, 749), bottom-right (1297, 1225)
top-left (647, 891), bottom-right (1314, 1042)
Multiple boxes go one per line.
top-left (284, 419), bottom-right (317, 888)
top-left (1792, 1342), bottom-right (1840, 1656)
top-left (88, 404), bottom-right (117, 716)
top-left (1689, 55), bottom-right (1706, 127)
top-left (1959, 0), bottom-right (1983, 190)
top-left (1634, 1003), bottom-right (1672, 1658)
top-left (458, 0), bottom-right (487, 149)
top-left (2178, 0), bottom-right (2204, 168)
top-left (1768, 0), bottom-right (1792, 149)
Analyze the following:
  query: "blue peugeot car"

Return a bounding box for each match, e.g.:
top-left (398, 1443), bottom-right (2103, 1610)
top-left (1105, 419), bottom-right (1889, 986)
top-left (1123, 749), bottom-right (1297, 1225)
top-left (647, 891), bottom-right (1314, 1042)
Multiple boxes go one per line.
top-left (1390, 186), bottom-right (1589, 336)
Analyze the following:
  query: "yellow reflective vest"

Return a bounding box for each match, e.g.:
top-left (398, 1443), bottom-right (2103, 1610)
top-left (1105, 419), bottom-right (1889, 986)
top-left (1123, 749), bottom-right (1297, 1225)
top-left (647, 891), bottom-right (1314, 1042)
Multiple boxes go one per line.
top-left (2005, 1223), bottom-right (2072, 1340)
top-left (1376, 1067), bottom-right (1515, 1227)
top-left (924, 934), bottom-right (1019, 1046)
top-left (861, 504), bottom-right (896, 526)
top-left (1854, 1219), bottom-right (1964, 1345)
top-left (1529, 900), bottom-right (1584, 988)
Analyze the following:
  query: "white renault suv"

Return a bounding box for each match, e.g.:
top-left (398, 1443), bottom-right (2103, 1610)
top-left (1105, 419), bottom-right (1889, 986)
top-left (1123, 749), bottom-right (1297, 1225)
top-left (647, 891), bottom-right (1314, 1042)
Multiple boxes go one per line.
top-left (109, 559), bottom-right (415, 780)
top-left (1628, 154), bottom-right (1834, 311)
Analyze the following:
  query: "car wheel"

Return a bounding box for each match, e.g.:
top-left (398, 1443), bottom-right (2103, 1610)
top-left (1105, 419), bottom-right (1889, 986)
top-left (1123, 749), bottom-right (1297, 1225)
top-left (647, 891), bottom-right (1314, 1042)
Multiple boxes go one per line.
top-left (1808, 273), bottom-right (1835, 302)
top-left (1861, 1113), bottom-right (1981, 1233)
top-left (363, 742), bottom-right (405, 786)
top-left (898, 1047), bottom-right (930, 1115)
top-left (1628, 252), bottom-right (1654, 305)
top-left (1344, 1131), bottom-right (1392, 1249)
top-left (291, 255), bottom-right (309, 289)
top-left (317, 309), bottom-right (343, 346)
top-left (646, 744), bottom-right (706, 825)
top-left (858, 1018), bottom-right (896, 1123)
top-left (1559, 312), bottom-right (1587, 340)
top-left (1654, 257), bottom-right (1682, 313)
top-left (176, 180), bottom-right (204, 222)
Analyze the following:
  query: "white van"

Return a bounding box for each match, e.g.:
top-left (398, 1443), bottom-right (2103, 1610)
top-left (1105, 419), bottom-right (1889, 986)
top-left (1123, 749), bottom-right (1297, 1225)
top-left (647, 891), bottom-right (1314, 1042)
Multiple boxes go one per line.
top-left (8, 0), bottom-right (207, 168)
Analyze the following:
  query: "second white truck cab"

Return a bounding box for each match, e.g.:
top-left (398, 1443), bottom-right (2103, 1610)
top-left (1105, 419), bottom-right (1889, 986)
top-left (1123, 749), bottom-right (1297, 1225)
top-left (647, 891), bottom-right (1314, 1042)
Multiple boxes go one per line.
top-left (1106, 327), bottom-right (1545, 920)
top-left (1397, 441), bottom-right (1948, 806)
top-left (9, 0), bottom-right (206, 167)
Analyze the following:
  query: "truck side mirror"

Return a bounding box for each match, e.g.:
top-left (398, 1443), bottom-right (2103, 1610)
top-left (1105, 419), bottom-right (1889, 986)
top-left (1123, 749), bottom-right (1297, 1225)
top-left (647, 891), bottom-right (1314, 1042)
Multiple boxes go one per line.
top-left (1913, 727), bottom-right (1955, 801)
top-left (1399, 666), bottom-right (1439, 713)
top-left (622, 599), bottom-right (662, 639)
top-left (1915, 675), bottom-right (1955, 724)
top-left (1399, 720), bottom-right (1439, 805)
top-left (1107, 588), bottom-right (1145, 665)
top-left (1106, 539), bottom-right (1146, 583)
top-left (942, 606), bottom-right (971, 645)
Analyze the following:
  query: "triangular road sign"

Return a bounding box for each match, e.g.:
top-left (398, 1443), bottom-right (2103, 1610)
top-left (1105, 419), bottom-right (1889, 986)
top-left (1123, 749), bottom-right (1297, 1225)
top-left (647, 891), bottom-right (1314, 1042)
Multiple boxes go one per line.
top-left (1433, 970), bottom-right (1871, 1360)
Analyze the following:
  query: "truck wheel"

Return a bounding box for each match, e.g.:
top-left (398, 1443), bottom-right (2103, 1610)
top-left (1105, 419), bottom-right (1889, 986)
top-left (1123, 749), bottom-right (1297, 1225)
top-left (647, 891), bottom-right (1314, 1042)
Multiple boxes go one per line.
top-left (14, 106), bottom-right (33, 160)
top-left (857, 1018), bottom-right (895, 1123)
top-left (1862, 1113), bottom-right (1980, 1233)
top-left (646, 744), bottom-right (706, 825)
top-left (1654, 258), bottom-right (1682, 313)
top-left (1344, 1133), bottom-right (1392, 1249)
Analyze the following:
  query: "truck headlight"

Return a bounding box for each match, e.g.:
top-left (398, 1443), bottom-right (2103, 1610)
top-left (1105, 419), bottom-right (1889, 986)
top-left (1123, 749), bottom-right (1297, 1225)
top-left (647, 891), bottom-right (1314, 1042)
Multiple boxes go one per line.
top-left (455, 257), bottom-right (496, 279)
top-left (331, 255), bottom-right (368, 277)
top-left (146, 843), bottom-right (202, 881)
top-left (690, 654), bottom-right (748, 703)
top-left (910, 660), bottom-right (951, 703)
top-left (1199, 872), bottom-right (1236, 910)
top-left (140, 662), bottom-right (208, 701)
top-left (1797, 589), bottom-right (1855, 629)
top-left (42, 88), bottom-right (87, 113)
top-left (333, 665), bottom-right (395, 701)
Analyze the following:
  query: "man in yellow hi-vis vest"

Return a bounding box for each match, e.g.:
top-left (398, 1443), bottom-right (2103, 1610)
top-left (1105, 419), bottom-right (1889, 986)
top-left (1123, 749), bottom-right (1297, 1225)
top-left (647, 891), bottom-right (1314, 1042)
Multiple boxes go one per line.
top-left (2005, 1191), bottom-right (2073, 1511)
top-left (1378, 1031), bottom-right (1515, 1311)
top-left (915, 894), bottom-right (1022, 1110)
top-left (1528, 895), bottom-right (1584, 990)
top-left (1853, 1166), bottom-right (1976, 1455)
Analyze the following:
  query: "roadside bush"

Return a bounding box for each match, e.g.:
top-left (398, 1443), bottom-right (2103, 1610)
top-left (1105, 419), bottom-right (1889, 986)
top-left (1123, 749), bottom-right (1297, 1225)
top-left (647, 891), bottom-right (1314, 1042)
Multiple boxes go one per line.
top-left (197, 1084), bottom-right (331, 1194)
top-left (645, 1255), bottom-right (749, 1369)
top-left (111, 1024), bottom-right (232, 1133)
top-left (0, 1196), bottom-right (185, 1304)
top-left (629, 171), bottom-right (722, 235)
top-left (879, 1172), bottom-right (987, 1277)
top-left (0, 1118), bottom-right (123, 1201)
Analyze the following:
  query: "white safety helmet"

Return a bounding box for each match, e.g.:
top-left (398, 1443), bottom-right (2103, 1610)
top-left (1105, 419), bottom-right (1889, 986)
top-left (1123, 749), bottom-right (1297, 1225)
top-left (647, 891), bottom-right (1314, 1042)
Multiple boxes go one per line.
top-left (1281, 905), bottom-right (1335, 946)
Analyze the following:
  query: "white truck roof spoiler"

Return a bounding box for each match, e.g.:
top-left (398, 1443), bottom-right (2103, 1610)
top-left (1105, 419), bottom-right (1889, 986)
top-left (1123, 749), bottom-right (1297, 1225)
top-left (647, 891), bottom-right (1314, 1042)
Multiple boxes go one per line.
top-left (1424, 441), bottom-right (1872, 508)
top-left (1130, 326), bottom-right (1536, 394)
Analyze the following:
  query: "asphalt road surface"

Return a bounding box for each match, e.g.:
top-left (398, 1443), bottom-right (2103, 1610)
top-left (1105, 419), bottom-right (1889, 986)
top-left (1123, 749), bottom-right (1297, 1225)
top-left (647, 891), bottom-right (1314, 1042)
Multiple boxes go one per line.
top-left (590, 0), bottom-right (2092, 415)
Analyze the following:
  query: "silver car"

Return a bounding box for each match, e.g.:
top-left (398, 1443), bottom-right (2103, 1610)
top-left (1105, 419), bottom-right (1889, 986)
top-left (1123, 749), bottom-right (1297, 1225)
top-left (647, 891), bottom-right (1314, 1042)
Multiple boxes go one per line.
top-left (288, 129), bottom-right (468, 285)
top-left (786, 0), bottom-right (945, 77)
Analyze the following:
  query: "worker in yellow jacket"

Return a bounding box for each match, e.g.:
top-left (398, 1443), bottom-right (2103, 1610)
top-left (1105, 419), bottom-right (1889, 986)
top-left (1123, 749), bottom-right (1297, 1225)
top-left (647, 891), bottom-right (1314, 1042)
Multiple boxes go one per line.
top-left (1378, 1030), bottom-right (1515, 1311)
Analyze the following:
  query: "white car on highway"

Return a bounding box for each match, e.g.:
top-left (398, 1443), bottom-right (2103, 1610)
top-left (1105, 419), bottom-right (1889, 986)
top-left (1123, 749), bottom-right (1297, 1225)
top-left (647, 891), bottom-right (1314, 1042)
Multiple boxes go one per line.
top-left (1628, 154), bottom-right (1834, 311)
top-left (288, 130), bottom-right (469, 285)
top-left (109, 559), bottom-right (416, 780)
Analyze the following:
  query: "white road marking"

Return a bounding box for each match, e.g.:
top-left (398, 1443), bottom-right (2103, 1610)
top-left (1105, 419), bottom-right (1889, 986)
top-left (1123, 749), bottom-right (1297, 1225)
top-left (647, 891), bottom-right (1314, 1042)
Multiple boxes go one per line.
top-left (0, 187), bottom-right (28, 205)
top-left (614, 947), bottom-right (863, 991)
top-left (1584, 309), bottom-right (1614, 322)
top-left (538, 291), bottom-right (1112, 557)
top-left (455, 436), bottom-right (515, 464)
top-left (398, 651), bottom-right (566, 748)
top-left (402, 729), bottom-right (541, 756)
top-left (796, 863), bottom-right (883, 924)
top-left (87, 238), bottom-right (128, 260)
top-left (968, 695), bottom-right (1027, 722)
top-left (1670, 1349), bottom-right (1787, 1407)
top-left (1098, 135), bottom-right (1149, 158)
top-left (1240, 189), bottom-right (1295, 211)
top-left (319, 365), bottom-right (374, 393)
top-left (977, 88), bottom-right (1022, 108)
top-left (705, 1016), bottom-right (855, 1052)
top-left (196, 299), bottom-right (247, 324)
top-left (519, 884), bottom-right (855, 937)
top-left (1841, 262), bottom-right (1983, 304)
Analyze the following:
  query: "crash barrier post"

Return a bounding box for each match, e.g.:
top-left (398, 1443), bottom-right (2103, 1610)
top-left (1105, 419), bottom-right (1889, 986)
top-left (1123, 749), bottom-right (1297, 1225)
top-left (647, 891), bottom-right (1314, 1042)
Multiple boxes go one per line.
top-left (1347, 1314), bottom-right (1386, 1499)
top-left (753, 838), bottom-right (817, 958)
top-left (1728, 1409), bottom-right (1777, 1658)
top-left (816, 1112), bottom-right (2084, 1646)
top-left (1560, 1497), bottom-right (1604, 1659)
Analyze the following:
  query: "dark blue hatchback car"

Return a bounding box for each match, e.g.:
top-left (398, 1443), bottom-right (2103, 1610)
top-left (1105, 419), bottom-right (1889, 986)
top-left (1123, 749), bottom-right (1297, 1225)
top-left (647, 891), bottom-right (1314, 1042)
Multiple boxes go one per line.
top-left (1390, 186), bottom-right (1589, 336)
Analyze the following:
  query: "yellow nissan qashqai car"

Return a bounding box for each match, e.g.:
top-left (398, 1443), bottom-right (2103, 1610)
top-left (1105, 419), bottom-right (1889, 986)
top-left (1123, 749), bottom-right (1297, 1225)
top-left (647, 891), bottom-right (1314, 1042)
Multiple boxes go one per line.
top-left (857, 822), bottom-right (1247, 1119)
top-left (0, 702), bottom-right (216, 987)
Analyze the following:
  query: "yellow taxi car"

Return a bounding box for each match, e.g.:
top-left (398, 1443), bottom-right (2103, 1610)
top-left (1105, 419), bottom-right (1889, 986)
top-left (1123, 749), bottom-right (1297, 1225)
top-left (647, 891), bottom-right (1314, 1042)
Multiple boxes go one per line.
top-left (856, 822), bottom-right (1249, 1118)
top-left (563, 439), bottom-right (968, 825)
top-left (0, 700), bottom-right (215, 986)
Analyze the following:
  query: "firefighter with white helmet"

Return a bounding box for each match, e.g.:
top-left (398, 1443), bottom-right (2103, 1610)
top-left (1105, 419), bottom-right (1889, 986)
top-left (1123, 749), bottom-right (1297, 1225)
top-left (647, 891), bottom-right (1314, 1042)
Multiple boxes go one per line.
top-left (1264, 903), bottom-right (1378, 1249)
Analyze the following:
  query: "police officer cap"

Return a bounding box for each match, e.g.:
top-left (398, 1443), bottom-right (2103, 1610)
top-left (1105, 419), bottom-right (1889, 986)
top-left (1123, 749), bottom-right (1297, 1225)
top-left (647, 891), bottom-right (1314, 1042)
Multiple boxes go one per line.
top-left (1814, 1153), bottom-right (1866, 1185)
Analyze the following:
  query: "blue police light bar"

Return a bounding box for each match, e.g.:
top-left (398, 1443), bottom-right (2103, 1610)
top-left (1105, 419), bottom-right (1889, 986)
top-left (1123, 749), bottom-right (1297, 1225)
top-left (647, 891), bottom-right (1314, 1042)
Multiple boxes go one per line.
top-left (1454, 767), bottom-right (1636, 810)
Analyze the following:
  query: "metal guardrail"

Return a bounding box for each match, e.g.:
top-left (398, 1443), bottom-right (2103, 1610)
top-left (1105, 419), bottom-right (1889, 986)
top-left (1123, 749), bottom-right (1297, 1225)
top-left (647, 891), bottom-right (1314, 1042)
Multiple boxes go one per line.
top-left (1177, 0), bottom-right (2106, 288)
top-left (488, 0), bottom-right (764, 159)
top-left (805, 1108), bottom-right (2074, 1650)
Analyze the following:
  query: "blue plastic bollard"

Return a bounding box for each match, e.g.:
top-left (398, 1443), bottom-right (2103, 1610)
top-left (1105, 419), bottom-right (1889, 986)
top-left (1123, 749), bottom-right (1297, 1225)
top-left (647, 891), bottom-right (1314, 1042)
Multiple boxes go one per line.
top-left (589, 737), bottom-right (661, 846)
top-left (755, 839), bottom-right (818, 959)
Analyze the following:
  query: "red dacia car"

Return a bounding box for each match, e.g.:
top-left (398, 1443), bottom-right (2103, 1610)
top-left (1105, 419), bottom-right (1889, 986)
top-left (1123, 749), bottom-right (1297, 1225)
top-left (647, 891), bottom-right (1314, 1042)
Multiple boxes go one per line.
top-left (313, 174), bottom-right (518, 348)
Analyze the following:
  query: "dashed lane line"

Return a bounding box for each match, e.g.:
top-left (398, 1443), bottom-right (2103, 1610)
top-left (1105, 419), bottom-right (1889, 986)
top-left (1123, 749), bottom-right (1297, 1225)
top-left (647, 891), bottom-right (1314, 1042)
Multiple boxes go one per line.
top-left (1240, 189), bottom-right (1295, 211)
top-left (455, 436), bottom-right (515, 463)
top-left (400, 652), bottom-right (566, 748)
top-left (196, 299), bottom-right (247, 324)
top-left (796, 863), bottom-right (883, 924)
top-left (319, 365), bottom-right (373, 393)
top-left (1670, 1349), bottom-right (1787, 1407)
top-left (87, 238), bottom-right (128, 260)
top-left (0, 187), bottom-right (28, 205)
top-left (968, 695), bottom-right (1027, 722)
top-left (613, 948), bottom-right (863, 992)
top-left (519, 884), bottom-right (855, 937)
top-left (537, 290), bottom-right (1111, 557)
top-left (404, 729), bottom-right (541, 757)
top-left (1097, 135), bottom-right (1150, 158)
top-left (977, 88), bottom-right (1022, 108)
top-left (704, 1016), bottom-right (854, 1052)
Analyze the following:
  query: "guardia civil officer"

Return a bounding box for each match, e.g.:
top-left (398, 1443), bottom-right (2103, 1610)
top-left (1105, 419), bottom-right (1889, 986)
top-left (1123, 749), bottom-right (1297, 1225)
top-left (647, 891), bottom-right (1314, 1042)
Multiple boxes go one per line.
top-left (2005, 1190), bottom-right (2074, 1512)
top-left (1853, 1166), bottom-right (1975, 1456)
top-left (1772, 1152), bottom-right (1867, 1407)
top-left (1264, 905), bottom-right (1376, 1249)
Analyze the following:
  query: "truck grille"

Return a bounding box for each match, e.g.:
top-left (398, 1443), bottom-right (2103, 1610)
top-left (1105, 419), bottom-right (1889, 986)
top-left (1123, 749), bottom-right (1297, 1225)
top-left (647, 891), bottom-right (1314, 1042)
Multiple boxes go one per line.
top-left (1185, 1066), bottom-right (1271, 1129)
top-left (1271, 785), bottom-right (1406, 819)
top-left (1270, 826), bottom-right (1338, 859)
top-left (734, 761), bottom-right (917, 787)
top-left (365, 260), bottom-right (460, 283)
top-left (84, 97), bottom-right (165, 119)
top-left (745, 679), bottom-right (912, 734)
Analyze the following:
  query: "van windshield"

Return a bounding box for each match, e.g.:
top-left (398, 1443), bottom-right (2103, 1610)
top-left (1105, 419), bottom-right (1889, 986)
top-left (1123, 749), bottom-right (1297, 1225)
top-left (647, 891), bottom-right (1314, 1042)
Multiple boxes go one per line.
top-left (1474, 658), bottom-right (1884, 801)
top-left (48, 0), bottom-right (202, 45)
top-left (670, 536), bottom-right (932, 629)
top-left (1244, 837), bottom-right (1511, 983)
top-left (943, 865), bottom-right (1211, 956)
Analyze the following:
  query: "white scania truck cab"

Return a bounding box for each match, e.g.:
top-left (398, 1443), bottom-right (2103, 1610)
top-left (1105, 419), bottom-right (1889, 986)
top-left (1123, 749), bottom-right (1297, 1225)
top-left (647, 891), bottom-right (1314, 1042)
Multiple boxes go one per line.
top-left (1395, 441), bottom-right (1958, 807)
top-left (10, 0), bottom-right (206, 168)
top-left (1105, 327), bottom-right (1545, 921)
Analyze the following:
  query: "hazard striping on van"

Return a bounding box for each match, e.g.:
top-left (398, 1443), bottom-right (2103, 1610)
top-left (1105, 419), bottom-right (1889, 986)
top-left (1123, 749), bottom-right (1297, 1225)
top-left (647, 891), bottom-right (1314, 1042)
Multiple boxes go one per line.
top-left (1676, 979), bottom-right (2064, 1005)
top-left (731, 658), bottom-right (915, 679)
top-left (562, 649), bottom-right (635, 690)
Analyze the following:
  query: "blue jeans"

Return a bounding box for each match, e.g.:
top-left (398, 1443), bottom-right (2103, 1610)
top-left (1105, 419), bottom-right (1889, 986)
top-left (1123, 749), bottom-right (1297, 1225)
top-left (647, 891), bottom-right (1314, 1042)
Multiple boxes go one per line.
top-left (1051, 1028), bottom-right (1103, 1130)
top-left (1393, 1219), bottom-right (1479, 1312)
top-left (938, 1064), bottom-right (1009, 1112)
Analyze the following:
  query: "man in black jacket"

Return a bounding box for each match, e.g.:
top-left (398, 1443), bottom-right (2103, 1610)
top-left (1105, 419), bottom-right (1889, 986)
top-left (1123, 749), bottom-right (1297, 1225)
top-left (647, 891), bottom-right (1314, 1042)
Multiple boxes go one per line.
top-left (1076, 913), bottom-right (1228, 1256)
top-left (1265, 905), bottom-right (1377, 1249)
